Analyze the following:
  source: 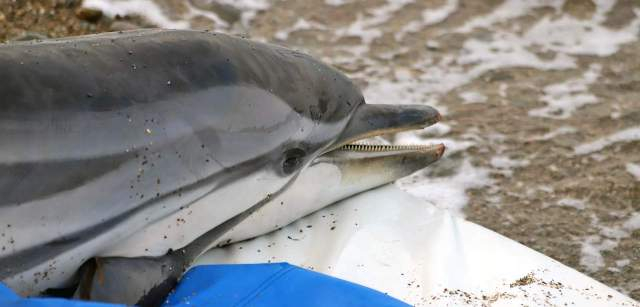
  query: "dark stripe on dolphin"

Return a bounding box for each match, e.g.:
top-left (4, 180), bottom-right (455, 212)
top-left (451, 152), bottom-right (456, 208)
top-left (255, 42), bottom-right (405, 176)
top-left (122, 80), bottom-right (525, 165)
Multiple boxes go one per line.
top-left (0, 154), bottom-right (133, 206)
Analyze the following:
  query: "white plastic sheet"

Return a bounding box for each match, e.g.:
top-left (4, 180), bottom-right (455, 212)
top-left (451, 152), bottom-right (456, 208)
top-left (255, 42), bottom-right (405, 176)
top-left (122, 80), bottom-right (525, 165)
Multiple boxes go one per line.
top-left (196, 185), bottom-right (637, 306)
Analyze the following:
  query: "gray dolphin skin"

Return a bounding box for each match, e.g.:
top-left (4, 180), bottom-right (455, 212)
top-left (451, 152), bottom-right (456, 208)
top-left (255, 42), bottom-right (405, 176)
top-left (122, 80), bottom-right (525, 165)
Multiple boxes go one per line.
top-left (0, 29), bottom-right (443, 304)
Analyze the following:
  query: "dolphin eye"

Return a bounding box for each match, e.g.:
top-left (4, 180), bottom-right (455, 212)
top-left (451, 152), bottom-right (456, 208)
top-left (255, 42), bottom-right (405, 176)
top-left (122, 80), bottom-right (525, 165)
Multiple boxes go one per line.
top-left (282, 148), bottom-right (306, 174)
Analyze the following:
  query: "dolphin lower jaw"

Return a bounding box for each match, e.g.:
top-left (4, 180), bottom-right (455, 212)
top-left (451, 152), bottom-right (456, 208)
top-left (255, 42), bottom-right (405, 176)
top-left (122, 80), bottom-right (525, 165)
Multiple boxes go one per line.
top-left (317, 143), bottom-right (445, 196)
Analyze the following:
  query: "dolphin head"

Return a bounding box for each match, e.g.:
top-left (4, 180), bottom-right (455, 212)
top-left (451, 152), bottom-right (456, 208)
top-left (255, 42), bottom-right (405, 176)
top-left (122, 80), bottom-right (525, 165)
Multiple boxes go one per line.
top-left (198, 43), bottom-right (446, 247)
top-left (224, 40), bottom-right (443, 187)
top-left (263, 58), bottom-right (444, 199)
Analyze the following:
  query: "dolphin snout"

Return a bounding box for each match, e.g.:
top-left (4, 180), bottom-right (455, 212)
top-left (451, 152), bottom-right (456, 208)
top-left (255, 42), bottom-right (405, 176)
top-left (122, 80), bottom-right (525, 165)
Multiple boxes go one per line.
top-left (330, 104), bottom-right (441, 150)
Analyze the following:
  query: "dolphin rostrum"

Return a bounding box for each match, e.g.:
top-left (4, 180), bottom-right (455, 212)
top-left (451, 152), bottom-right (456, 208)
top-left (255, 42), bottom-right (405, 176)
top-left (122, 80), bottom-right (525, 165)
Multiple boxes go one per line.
top-left (0, 29), bottom-right (443, 304)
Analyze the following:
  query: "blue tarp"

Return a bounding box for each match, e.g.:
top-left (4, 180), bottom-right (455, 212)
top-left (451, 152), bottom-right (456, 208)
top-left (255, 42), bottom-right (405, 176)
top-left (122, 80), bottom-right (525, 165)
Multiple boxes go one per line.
top-left (163, 263), bottom-right (409, 306)
top-left (1, 263), bottom-right (409, 307)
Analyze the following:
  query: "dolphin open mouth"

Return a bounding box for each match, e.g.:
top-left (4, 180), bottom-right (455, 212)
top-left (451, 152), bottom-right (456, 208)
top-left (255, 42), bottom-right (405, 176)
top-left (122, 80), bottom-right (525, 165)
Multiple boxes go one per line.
top-left (337, 143), bottom-right (445, 155)
top-left (323, 103), bottom-right (444, 161)
top-left (318, 103), bottom-right (445, 179)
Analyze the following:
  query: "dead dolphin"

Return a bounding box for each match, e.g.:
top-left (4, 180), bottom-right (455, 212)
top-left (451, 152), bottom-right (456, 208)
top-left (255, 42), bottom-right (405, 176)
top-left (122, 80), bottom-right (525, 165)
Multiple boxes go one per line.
top-left (0, 29), bottom-right (443, 303)
top-left (76, 141), bottom-right (445, 306)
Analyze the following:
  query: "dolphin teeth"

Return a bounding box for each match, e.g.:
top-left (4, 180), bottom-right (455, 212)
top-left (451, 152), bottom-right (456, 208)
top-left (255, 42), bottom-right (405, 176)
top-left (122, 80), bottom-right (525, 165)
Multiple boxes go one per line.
top-left (339, 143), bottom-right (440, 152)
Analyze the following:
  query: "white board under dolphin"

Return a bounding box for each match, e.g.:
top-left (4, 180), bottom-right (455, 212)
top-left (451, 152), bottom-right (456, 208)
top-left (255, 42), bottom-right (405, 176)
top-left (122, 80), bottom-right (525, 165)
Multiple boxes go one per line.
top-left (196, 185), bottom-right (637, 306)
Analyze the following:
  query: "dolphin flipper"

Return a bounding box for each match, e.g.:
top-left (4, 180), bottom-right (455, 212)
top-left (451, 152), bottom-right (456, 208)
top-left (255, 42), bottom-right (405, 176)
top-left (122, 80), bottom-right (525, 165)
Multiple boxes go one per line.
top-left (72, 190), bottom-right (281, 306)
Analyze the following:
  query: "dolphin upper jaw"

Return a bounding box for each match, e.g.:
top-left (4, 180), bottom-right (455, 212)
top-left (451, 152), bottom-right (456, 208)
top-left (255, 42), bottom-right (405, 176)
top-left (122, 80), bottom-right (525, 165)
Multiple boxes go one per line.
top-left (326, 103), bottom-right (442, 152)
